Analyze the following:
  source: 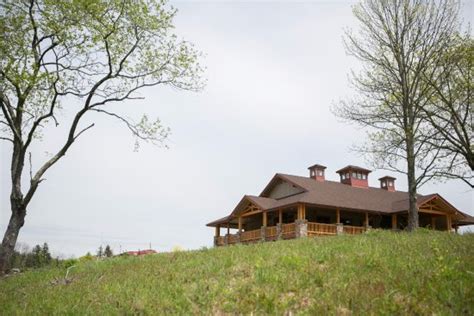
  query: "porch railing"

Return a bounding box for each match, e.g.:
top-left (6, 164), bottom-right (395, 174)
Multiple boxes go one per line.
top-left (227, 234), bottom-right (240, 245)
top-left (220, 222), bottom-right (367, 246)
top-left (343, 225), bottom-right (366, 235)
top-left (281, 223), bottom-right (296, 239)
top-left (307, 222), bottom-right (337, 236)
top-left (265, 226), bottom-right (278, 240)
top-left (240, 229), bottom-right (261, 243)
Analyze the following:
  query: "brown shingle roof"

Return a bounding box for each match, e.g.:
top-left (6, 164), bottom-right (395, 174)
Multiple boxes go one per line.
top-left (273, 174), bottom-right (410, 213)
top-left (207, 173), bottom-right (473, 226)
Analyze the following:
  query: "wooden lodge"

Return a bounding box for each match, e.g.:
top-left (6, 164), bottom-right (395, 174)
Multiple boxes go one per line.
top-left (207, 164), bottom-right (474, 246)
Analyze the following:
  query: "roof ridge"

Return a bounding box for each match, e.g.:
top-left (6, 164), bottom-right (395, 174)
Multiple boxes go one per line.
top-left (279, 173), bottom-right (413, 194)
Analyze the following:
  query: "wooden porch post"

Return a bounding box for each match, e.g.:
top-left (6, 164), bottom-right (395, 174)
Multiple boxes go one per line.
top-left (336, 208), bottom-right (340, 224)
top-left (278, 208), bottom-right (282, 224)
top-left (215, 225), bottom-right (220, 237)
top-left (391, 214), bottom-right (397, 229)
top-left (227, 223), bottom-right (230, 235)
top-left (446, 214), bottom-right (451, 232)
top-left (297, 204), bottom-right (306, 220)
top-left (238, 216), bottom-right (242, 233)
top-left (365, 211), bottom-right (369, 227)
top-left (431, 217), bottom-right (436, 230)
top-left (262, 211), bottom-right (267, 227)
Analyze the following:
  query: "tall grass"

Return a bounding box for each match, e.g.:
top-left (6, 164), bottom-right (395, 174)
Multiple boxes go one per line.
top-left (0, 230), bottom-right (473, 314)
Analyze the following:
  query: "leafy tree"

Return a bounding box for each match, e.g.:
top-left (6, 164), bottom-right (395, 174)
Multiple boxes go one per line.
top-left (334, 0), bottom-right (460, 230)
top-left (0, 0), bottom-right (203, 273)
top-left (421, 34), bottom-right (473, 187)
top-left (104, 245), bottom-right (113, 258)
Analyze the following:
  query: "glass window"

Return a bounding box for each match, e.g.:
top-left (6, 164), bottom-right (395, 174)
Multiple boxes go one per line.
top-left (362, 174), bottom-right (367, 180)
top-left (382, 182), bottom-right (387, 187)
top-left (318, 170), bottom-right (323, 176)
top-left (352, 172), bottom-right (357, 178)
top-left (341, 174), bottom-right (345, 180)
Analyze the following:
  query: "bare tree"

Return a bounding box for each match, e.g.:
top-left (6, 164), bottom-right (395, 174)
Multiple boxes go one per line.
top-left (0, 0), bottom-right (204, 273)
top-left (421, 34), bottom-right (473, 187)
top-left (334, 0), bottom-right (460, 231)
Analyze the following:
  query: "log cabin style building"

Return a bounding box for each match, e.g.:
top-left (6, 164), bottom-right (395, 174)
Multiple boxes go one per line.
top-left (207, 164), bottom-right (474, 246)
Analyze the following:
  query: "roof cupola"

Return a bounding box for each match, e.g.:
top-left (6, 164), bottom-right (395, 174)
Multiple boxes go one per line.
top-left (336, 165), bottom-right (371, 188)
top-left (308, 164), bottom-right (326, 181)
top-left (379, 176), bottom-right (396, 192)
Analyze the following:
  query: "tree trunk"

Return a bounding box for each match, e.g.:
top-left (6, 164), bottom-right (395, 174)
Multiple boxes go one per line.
top-left (0, 206), bottom-right (26, 274)
top-left (1, 141), bottom-right (27, 274)
top-left (406, 137), bottom-right (419, 231)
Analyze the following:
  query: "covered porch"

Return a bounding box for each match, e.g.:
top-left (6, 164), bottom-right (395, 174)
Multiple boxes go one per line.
top-left (213, 203), bottom-right (370, 246)
top-left (212, 197), bottom-right (458, 247)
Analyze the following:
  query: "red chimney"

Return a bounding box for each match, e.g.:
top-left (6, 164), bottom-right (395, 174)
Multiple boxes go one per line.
top-left (336, 165), bottom-right (371, 188)
top-left (308, 164), bottom-right (326, 181)
top-left (379, 176), bottom-right (396, 191)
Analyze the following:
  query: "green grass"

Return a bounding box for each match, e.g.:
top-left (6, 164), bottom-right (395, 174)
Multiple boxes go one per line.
top-left (1, 230), bottom-right (473, 315)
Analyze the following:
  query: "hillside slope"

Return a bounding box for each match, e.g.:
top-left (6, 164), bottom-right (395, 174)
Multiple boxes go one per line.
top-left (1, 230), bottom-right (473, 315)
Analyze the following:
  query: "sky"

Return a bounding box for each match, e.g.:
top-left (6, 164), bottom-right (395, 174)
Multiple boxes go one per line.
top-left (1, 0), bottom-right (473, 258)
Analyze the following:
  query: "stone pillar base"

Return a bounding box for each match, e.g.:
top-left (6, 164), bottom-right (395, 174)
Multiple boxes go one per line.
top-left (336, 223), bottom-right (344, 235)
top-left (295, 219), bottom-right (308, 238)
top-left (260, 226), bottom-right (266, 242)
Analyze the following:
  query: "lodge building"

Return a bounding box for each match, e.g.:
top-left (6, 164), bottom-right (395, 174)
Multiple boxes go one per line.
top-left (207, 164), bottom-right (474, 246)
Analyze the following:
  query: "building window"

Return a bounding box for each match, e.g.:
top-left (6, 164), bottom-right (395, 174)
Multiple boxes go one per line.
top-left (382, 182), bottom-right (387, 187)
top-left (317, 170), bottom-right (323, 176)
top-left (352, 172), bottom-right (357, 178)
top-left (341, 174), bottom-right (345, 180)
top-left (388, 181), bottom-right (393, 186)
top-left (346, 173), bottom-right (350, 179)
top-left (362, 174), bottom-right (367, 180)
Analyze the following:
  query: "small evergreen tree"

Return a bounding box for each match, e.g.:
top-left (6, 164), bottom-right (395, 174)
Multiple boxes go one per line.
top-left (97, 246), bottom-right (103, 259)
top-left (40, 243), bottom-right (52, 266)
top-left (31, 245), bottom-right (42, 268)
top-left (104, 245), bottom-right (113, 258)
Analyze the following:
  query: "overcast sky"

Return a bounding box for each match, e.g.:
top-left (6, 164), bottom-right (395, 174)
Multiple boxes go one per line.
top-left (1, 0), bottom-right (473, 258)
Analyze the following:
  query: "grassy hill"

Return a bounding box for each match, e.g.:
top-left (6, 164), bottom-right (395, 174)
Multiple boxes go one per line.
top-left (1, 230), bottom-right (473, 315)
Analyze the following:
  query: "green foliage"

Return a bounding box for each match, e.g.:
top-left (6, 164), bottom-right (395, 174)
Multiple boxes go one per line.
top-left (0, 231), bottom-right (473, 314)
top-left (104, 245), bottom-right (113, 258)
top-left (0, 0), bottom-right (203, 147)
top-left (79, 252), bottom-right (94, 262)
top-left (60, 259), bottom-right (78, 269)
top-left (9, 243), bottom-right (53, 270)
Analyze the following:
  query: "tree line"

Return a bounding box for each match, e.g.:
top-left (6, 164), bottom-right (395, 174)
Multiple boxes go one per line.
top-left (8, 243), bottom-right (115, 272)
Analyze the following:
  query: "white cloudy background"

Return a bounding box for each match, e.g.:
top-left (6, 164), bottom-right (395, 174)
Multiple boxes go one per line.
top-left (1, 0), bottom-right (473, 258)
